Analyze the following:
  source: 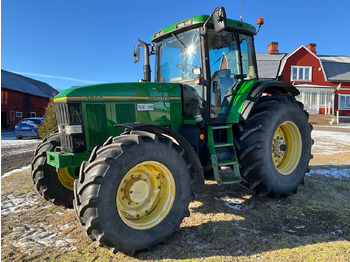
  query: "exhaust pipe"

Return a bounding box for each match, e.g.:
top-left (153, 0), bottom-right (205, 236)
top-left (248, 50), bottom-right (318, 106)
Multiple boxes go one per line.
top-left (139, 39), bottom-right (151, 82)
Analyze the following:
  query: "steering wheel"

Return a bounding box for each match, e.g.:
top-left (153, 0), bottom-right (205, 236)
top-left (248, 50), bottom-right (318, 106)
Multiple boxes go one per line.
top-left (176, 63), bottom-right (197, 76)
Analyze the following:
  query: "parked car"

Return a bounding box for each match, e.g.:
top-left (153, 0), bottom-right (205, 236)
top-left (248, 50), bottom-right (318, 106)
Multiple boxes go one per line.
top-left (14, 117), bottom-right (44, 139)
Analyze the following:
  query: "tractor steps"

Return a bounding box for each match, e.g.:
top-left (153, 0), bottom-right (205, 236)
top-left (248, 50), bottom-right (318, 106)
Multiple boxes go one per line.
top-left (208, 125), bottom-right (241, 185)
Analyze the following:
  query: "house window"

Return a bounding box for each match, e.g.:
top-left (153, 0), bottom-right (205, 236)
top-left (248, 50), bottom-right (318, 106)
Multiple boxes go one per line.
top-left (339, 95), bottom-right (350, 109)
top-left (30, 112), bottom-right (36, 117)
top-left (291, 66), bottom-right (312, 81)
top-left (16, 111), bottom-right (23, 117)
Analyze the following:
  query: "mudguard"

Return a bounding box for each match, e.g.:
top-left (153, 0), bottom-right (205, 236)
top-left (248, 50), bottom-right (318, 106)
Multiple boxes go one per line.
top-left (227, 80), bottom-right (299, 123)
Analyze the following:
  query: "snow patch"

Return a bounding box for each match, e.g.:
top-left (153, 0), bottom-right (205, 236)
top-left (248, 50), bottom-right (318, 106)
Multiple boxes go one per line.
top-left (224, 198), bottom-right (244, 210)
top-left (2, 165), bottom-right (31, 179)
top-left (308, 167), bottom-right (350, 179)
top-left (312, 130), bottom-right (350, 155)
top-left (1, 192), bottom-right (48, 215)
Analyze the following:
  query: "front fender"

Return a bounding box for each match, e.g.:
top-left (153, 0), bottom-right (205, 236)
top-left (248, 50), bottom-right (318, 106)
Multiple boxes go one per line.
top-left (227, 80), bottom-right (299, 123)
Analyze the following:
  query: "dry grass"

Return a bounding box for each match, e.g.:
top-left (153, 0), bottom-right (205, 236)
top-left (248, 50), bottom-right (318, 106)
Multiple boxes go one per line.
top-left (1, 128), bottom-right (350, 261)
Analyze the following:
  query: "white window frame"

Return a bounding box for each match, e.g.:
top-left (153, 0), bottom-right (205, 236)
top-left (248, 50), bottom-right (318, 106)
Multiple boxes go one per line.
top-left (339, 94), bottom-right (350, 110)
top-left (291, 66), bottom-right (312, 81)
top-left (16, 111), bottom-right (22, 117)
top-left (30, 112), bottom-right (36, 117)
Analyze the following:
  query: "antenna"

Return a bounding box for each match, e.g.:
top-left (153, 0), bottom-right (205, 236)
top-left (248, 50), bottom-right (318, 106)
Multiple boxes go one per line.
top-left (239, 0), bottom-right (242, 21)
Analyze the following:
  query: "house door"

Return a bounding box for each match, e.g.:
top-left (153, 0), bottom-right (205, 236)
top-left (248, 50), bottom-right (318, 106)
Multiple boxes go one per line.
top-left (1, 111), bottom-right (7, 127)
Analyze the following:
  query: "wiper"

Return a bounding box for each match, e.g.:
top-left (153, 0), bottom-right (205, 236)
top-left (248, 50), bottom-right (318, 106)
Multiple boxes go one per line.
top-left (171, 33), bottom-right (196, 57)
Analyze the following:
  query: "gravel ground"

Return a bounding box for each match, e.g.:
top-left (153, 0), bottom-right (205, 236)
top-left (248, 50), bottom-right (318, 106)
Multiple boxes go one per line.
top-left (1, 124), bottom-right (349, 261)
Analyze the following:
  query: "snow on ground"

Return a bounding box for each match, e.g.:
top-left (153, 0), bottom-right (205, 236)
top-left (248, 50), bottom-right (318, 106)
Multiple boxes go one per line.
top-left (308, 166), bottom-right (350, 179)
top-left (1, 137), bottom-right (41, 148)
top-left (2, 165), bottom-right (31, 179)
top-left (312, 129), bottom-right (350, 155)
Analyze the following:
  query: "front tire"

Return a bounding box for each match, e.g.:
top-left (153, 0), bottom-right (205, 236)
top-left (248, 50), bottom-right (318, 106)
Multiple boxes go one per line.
top-left (74, 131), bottom-right (193, 254)
top-left (234, 95), bottom-right (313, 197)
top-left (31, 132), bottom-right (75, 208)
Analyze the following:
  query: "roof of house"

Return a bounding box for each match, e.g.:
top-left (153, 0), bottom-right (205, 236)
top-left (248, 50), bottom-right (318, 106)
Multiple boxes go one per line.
top-left (256, 52), bottom-right (286, 79)
top-left (256, 48), bottom-right (350, 82)
top-left (1, 69), bottom-right (58, 98)
top-left (319, 55), bottom-right (350, 81)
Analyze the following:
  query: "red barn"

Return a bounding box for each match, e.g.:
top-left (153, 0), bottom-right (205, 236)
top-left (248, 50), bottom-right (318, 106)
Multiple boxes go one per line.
top-left (257, 43), bottom-right (350, 121)
top-left (1, 70), bottom-right (58, 127)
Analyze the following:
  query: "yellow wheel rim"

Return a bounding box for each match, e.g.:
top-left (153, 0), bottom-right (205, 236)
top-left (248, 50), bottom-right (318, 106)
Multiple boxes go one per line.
top-left (272, 121), bottom-right (302, 175)
top-left (116, 161), bottom-right (175, 230)
top-left (57, 168), bottom-right (75, 191)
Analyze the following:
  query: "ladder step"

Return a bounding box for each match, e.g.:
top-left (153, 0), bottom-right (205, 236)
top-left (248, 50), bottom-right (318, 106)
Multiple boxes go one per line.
top-left (211, 125), bottom-right (232, 130)
top-left (218, 159), bottom-right (237, 166)
top-left (221, 177), bottom-right (242, 185)
top-left (214, 142), bottom-right (234, 148)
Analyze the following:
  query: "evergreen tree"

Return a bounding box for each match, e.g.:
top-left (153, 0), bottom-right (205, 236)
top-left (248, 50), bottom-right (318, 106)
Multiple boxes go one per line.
top-left (38, 97), bottom-right (58, 139)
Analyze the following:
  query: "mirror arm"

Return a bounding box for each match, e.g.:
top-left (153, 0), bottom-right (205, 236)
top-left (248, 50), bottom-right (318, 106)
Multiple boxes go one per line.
top-left (202, 5), bottom-right (219, 34)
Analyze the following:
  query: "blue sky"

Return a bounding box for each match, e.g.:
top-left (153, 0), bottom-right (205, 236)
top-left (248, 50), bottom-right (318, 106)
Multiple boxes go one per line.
top-left (2, 0), bottom-right (349, 91)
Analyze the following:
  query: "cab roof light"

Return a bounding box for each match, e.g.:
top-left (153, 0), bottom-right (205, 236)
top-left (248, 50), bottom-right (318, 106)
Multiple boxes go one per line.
top-left (176, 19), bottom-right (193, 29)
top-left (154, 30), bottom-right (164, 39)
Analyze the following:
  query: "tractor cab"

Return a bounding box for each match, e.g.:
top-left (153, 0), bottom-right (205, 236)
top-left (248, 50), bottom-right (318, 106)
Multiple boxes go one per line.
top-left (138, 8), bottom-right (259, 124)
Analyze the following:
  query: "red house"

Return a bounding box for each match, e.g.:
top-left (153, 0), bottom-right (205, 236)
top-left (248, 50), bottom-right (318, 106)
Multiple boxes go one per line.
top-left (257, 43), bottom-right (350, 121)
top-left (1, 70), bottom-right (58, 127)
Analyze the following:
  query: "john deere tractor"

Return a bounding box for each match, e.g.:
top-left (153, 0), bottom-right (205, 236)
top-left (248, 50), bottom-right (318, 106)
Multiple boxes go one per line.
top-left (32, 7), bottom-right (312, 255)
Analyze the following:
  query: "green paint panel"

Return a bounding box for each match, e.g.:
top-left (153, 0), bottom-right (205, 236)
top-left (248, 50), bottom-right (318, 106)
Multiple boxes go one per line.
top-left (55, 82), bottom-right (182, 101)
top-left (227, 80), bottom-right (257, 123)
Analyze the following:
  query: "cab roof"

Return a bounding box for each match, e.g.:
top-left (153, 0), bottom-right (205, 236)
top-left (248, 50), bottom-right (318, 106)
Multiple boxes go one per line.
top-left (152, 15), bottom-right (256, 42)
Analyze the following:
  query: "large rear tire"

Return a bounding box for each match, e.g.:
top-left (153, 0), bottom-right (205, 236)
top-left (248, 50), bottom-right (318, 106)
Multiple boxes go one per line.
top-left (234, 95), bottom-right (313, 197)
top-left (74, 131), bottom-right (194, 255)
top-left (31, 132), bottom-right (75, 208)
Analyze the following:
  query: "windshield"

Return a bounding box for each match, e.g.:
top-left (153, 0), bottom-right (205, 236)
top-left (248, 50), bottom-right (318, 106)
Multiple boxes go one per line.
top-left (156, 28), bottom-right (201, 83)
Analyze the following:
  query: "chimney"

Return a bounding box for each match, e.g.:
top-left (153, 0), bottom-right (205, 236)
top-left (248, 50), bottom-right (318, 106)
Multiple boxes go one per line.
top-left (306, 43), bottom-right (317, 55)
top-left (268, 42), bottom-right (279, 54)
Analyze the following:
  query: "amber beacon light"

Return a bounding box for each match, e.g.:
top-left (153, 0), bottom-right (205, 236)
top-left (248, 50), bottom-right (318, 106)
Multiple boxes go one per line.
top-left (256, 17), bottom-right (264, 33)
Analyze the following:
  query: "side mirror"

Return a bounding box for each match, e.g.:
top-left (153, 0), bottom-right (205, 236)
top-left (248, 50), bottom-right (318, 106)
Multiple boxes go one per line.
top-left (213, 7), bottom-right (227, 33)
top-left (133, 46), bottom-right (140, 64)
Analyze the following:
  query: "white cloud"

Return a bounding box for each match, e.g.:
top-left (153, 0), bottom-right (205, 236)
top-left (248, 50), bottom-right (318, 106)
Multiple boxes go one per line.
top-left (13, 71), bottom-right (99, 84)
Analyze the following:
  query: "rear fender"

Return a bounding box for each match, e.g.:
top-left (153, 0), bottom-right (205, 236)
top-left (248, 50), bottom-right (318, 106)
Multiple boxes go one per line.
top-left (227, 80), bottom-right (299, 123)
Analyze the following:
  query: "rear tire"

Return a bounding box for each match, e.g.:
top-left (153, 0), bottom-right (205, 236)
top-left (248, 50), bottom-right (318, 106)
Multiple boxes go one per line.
top-left (31, 132), bottom-right (75, 208)
top-left (234, 95), bottom-right (312, 197)
top-left (74, 131), bottom-right (194, 254)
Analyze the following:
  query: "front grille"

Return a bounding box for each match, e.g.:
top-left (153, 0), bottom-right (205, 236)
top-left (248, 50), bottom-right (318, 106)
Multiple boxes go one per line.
top-left (55, 102), bottom-right (86, 153)
top-left (115, 104), bottom-right (136, 135)
top-left (85, 104), bottom-right (109, 148)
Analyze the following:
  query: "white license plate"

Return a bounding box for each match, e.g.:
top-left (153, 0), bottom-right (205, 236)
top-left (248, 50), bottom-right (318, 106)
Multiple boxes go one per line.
top-left (22, 127), bottom-right (30, 129)
top-left (137, 104), bottom-right (154, 111)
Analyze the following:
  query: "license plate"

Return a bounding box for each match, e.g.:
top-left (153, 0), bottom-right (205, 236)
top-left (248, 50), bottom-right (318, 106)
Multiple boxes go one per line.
top-left (22, 127), bottom-right (30, 129)
top-left (137, 104), bottom-right (154, 111)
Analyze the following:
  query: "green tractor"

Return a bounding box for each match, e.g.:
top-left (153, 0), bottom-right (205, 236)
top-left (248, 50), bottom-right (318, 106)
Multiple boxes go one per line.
top-left (32, 6), bottom-right (312, 255)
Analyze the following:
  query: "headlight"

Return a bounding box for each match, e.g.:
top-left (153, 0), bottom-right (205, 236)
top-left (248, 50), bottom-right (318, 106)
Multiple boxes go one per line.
top-left (58, 125), bottom-right (83, 134)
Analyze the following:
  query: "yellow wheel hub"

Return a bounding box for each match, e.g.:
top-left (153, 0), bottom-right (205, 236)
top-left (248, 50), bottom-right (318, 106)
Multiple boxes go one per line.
top-left (272, 121), bottom-right (302, 175)
top-left (57, 167), bottom-right (75, 191)
top-left (116, 161), bottom-right (175, 230)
